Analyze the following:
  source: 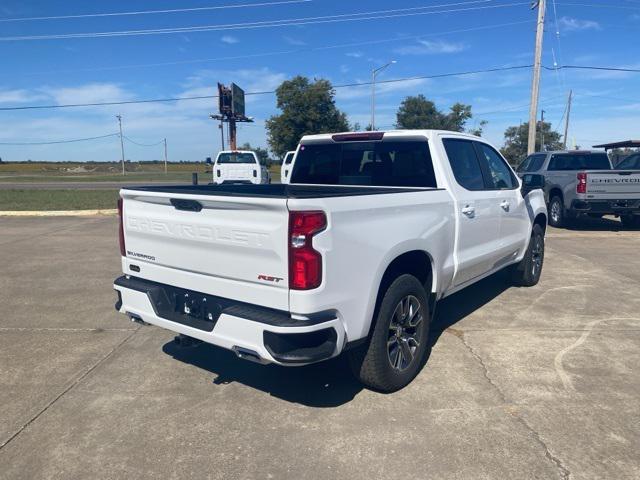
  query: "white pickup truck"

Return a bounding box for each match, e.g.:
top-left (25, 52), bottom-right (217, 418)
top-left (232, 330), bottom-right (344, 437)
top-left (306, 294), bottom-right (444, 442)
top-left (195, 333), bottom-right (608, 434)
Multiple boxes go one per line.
top-left (114, 130), bottom-right (547, 392)
top-left (212, 150), bottom-right (270, 185)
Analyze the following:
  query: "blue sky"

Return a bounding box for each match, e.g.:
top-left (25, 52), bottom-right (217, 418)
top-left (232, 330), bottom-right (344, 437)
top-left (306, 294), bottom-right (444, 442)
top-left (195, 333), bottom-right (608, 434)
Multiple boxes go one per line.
top-left (0, 0), bottom-right (638, 162)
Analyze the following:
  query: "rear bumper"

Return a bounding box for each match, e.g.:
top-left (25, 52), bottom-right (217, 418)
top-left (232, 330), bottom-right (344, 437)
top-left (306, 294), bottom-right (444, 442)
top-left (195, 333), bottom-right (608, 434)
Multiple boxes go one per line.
top-left (113, 275), bottom-right (344, 365)
top-left (571, 199), bottom-right (640, 215)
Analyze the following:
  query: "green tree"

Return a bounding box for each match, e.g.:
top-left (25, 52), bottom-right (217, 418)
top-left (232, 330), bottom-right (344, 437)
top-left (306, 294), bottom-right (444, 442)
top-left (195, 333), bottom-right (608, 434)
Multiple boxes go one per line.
top-left (266, 76), bottom-right (349, 157)
top-left (238, 142), bottom-right (271, 165)
top-left (395, 95), bottom-right (482, 133)
top-left (500, 121), bottom-right (563, 165)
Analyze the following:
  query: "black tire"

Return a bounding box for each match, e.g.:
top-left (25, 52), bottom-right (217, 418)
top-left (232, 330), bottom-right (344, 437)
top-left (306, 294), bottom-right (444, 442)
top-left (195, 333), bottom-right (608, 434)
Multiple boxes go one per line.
top-left (621, 214), bottom-right (640, 229)
top-left (548, 196), bottom-right (564, 227)
top-left (511, 224), bottom-right (545, 287)
top-left (349, 274), bottom-right (431, 393)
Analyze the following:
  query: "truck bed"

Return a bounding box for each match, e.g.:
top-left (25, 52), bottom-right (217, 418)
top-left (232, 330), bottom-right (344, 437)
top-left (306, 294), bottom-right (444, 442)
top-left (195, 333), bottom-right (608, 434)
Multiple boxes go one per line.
top-left (122, 183), bottom-right (434, 199)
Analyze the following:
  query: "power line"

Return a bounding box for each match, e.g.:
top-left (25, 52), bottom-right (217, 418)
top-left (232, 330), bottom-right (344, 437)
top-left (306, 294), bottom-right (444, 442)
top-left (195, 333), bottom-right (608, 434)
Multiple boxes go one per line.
top-left (0, 2), bottom-right (531, 41)
top-left (0, 133), bottom-right (119, 145)
top-left (1, 64), bottom-right (638, 112)
top-left (123, 136), bottom-right (165, 147)
top-left (0, 1), bottom-right (312, 22)
top-left (9, 19), bottom-right (535, 76)
top-left (0, 65), bottom-right (534, 111)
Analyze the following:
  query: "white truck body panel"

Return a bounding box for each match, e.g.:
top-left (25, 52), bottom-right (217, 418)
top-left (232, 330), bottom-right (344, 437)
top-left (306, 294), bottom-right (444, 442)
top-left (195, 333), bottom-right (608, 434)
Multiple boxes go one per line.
top-left (115, 130), bottom-right (547, 367)
top-left (121, 189), bottom-right (289, 310)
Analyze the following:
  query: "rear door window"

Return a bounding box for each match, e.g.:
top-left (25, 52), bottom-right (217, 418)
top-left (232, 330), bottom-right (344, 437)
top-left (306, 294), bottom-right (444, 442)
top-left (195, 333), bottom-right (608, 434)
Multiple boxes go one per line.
top-left (290, 140), bottom-right (437, 187)
top-left (283, 152), bottom-right (295, 165)
top-left (442, 138), bottom-right (485, 191)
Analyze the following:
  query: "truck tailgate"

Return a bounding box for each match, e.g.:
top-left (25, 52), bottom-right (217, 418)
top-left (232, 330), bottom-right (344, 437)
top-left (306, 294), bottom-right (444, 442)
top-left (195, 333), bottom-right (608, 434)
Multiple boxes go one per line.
top-left (120, 189), bottom-right (289, 310)
top-left (586, 170), bottom-right (640, 199)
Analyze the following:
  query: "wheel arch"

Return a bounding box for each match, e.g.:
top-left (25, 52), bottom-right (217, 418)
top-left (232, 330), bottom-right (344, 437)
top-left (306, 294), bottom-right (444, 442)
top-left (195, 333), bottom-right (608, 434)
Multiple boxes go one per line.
top-left (367, 250), bottom-right (436, 338)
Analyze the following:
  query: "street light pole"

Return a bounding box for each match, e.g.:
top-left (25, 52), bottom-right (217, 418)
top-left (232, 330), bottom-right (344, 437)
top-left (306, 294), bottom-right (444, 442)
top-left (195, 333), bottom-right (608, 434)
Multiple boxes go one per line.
top-left (370, 60), bottom-right (396, 131)
top-left (116, 114), bottom-right (125, 175)
top-left (163, 138), bottom-right (168, 174)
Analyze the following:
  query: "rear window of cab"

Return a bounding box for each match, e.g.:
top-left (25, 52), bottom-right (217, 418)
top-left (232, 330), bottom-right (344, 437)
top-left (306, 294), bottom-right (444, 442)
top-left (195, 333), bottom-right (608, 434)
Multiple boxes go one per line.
top-left (290, 140), bottom-right (437, 187)
top-left (216, 153), bottom-right (256, 164)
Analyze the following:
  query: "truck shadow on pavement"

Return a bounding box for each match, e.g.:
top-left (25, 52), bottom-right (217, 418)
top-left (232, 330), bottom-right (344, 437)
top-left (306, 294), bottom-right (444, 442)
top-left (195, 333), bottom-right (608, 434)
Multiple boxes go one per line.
top-left (162, 270), bottom-right (513, 407)
top-left (429, 270), bottom-right (512, 346)
top-left (561, 216), bottom-right (636, 232)
top-left (162, 340), bottom-right (363, 407)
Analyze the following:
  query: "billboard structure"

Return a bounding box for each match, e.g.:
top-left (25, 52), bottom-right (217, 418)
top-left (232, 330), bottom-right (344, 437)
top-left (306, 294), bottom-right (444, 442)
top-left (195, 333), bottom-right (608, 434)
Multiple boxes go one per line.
top-left (211, 83), bottom-right (253, 151)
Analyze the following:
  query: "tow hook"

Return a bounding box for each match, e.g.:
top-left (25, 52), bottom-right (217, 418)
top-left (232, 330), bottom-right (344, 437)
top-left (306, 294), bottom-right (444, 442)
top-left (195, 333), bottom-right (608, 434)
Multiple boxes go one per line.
top-left (174, 334), bottom-right (202, 348)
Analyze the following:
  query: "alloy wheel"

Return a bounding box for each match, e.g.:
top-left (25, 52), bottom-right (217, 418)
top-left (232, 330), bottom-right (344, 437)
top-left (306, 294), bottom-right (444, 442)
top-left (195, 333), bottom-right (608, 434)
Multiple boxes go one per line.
top-left (387, 295), bottom-right (423, 371)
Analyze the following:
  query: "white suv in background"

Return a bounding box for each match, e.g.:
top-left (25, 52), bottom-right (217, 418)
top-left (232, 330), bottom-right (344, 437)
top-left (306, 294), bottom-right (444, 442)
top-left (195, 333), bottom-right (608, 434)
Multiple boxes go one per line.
top-left (213, 150), bottom-right (270, 185)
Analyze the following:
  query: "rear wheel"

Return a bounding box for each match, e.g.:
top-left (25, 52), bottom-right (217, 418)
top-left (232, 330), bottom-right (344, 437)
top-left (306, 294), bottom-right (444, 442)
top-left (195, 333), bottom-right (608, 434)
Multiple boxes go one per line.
top-left (548, 196), bottom-right (564, 227)
top-left (621, 214), bottom-right (640, 229)
top-left (349, 274), bottom-right (431, 393)
top-left (511, 224), bottom-right (545, 287)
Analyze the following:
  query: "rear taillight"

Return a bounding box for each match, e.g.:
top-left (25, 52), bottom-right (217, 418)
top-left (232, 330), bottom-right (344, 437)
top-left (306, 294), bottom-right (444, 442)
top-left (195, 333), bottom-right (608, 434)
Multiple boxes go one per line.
top-left (288, 211), bottom-right (326, 290)
top-left (117, 198), bottom-right (126, 256)
top-left (577, 172), bottom-right (587, 194)
top-left (217, 169), bottom-right (221, 177)
top-left (253, 169), bottom-right (257, 178)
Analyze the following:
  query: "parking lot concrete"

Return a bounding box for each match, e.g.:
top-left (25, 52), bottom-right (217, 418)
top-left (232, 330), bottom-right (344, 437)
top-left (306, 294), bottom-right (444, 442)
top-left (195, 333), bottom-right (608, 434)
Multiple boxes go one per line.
top-left (0, 216), bottom-right (638, 479)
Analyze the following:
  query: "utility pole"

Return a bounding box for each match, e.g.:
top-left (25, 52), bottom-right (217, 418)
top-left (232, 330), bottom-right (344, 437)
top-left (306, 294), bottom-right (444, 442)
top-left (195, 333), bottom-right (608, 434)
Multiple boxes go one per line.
top-left (563, 89), bottom-right (572, 149)
top-left (220, 119), bottom-right (225, 150)
top-left (163, 138), bottom-right (168, 174)
top-left (370, 60), bottom-right (396, 131)
top-left (527, 0), bottom-right (546, 155)
top-left (116, 114), bottom-right (125, 175)
top-left (540, 110), bottom-right (545, 151)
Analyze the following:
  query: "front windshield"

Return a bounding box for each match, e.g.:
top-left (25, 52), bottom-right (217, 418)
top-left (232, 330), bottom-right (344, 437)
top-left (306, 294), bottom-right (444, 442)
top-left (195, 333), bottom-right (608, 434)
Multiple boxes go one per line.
top-left (616, 154), bottom-right (640, 170)
top-left (216, 153), bottom-right (256, 164)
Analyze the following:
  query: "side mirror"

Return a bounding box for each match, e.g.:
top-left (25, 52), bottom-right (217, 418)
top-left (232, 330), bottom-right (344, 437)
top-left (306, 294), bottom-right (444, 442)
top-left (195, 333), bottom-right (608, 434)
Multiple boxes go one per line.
top-left (521, 173), bottom-right (544, 195)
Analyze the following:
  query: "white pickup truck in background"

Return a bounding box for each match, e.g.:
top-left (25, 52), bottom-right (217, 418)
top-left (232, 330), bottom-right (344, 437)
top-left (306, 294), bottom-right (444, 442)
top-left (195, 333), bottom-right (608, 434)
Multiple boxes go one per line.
top-left (212, 150), bottom-right (270, 185)
top-left (114, 130), bottom-right (547, 392)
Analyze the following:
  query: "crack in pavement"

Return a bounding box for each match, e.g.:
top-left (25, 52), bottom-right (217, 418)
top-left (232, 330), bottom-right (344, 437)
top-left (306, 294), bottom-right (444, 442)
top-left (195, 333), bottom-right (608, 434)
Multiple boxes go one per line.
top-left (451, 330), bottom-right (572, 480)
top-left (0, 327), bottom-right (139, 451)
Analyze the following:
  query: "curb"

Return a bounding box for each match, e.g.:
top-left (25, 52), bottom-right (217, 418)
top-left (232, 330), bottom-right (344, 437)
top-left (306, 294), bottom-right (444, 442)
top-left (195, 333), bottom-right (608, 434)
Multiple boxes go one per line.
top-left (0, 209), bottom-right (118, 217)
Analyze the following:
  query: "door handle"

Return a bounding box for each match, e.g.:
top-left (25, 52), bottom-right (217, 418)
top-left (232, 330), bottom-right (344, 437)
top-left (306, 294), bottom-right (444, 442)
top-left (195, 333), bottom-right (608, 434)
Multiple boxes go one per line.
top-left (500, 200), bottom-right (510, 212)
top-left (461, 205), bottom-right (475, 218)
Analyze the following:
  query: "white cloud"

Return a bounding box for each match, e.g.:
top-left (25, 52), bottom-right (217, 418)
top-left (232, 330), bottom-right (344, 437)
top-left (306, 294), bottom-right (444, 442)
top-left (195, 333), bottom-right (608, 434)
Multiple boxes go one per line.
top-left (283, 36), bottom-right (306, 46)
top-left (43, 83), bottom-right (132, 106)
top-left (558, 17), bottom-right (601, 32)
top-left (345, 52), bottom-right (363, 58)
top-left (395, 39), bottom-right (466, 56)
top-left (0, 88), bottom-right (46, 104)
top-left (220, 35), bottom-right (239, 44)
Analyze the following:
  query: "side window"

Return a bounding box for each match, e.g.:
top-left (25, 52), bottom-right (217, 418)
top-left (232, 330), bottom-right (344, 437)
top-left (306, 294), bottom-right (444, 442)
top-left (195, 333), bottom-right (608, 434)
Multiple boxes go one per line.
top-left (548, 155), bottom-right (570, 171)
top-left (442, 138), bottom-right (485, 191)
top-left (476, 143), bottom-right (517, 189)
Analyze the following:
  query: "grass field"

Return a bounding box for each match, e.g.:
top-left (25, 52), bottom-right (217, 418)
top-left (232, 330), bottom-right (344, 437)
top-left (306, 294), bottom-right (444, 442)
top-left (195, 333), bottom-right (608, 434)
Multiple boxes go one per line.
top-left (0, 189), bottom-right (119, 211)
top-left (0, 162), bottom-right (281, 183)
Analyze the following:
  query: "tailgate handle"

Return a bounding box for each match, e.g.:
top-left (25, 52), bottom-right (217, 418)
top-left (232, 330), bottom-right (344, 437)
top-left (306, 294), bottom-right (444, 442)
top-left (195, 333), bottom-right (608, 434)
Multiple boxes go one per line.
top-left (618, 172), bottom-right (632, 176)
top-left (170, 198), bottom-right (203, 212)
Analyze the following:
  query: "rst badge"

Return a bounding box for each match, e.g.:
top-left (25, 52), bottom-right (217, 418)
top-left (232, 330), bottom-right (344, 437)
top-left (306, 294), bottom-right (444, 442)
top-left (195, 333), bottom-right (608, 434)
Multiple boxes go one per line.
top-left (258, 274), bottom-right (283, 283)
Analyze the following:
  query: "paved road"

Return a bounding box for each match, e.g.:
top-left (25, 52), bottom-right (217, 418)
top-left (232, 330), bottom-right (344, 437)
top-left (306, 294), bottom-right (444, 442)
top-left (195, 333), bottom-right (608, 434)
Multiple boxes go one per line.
top-left (0, 216), bottom-right (638, 479)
